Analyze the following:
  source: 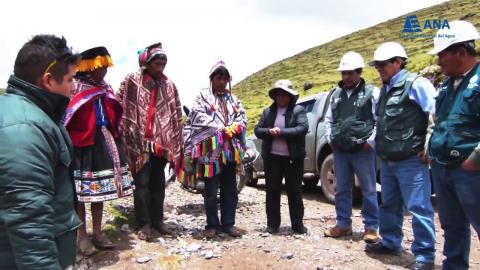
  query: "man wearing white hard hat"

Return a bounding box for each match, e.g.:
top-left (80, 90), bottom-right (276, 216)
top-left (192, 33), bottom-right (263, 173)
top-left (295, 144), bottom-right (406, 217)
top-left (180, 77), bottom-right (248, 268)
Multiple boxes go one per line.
top-left (255, 80), bottom-right (309, 234)
top-left (366, 42), bottom-right (437, 270)
top-left (323, 52), bottom-right (380, 244)
top-left (428, 20), bottom-right (480, 270)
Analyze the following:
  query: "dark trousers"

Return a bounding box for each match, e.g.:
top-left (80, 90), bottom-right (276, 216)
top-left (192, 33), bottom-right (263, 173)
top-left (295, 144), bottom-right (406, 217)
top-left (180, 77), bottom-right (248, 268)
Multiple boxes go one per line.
top-left (203, 162), bottom-right (238, 231)
top-left (264, 154), bottom-right (305, 230)
top-left (431, 162), bottom-right (480, 270)
top-left (58, 229), bottom-right (77, 269)
top-left (133, 155), bottom-right (166, 227)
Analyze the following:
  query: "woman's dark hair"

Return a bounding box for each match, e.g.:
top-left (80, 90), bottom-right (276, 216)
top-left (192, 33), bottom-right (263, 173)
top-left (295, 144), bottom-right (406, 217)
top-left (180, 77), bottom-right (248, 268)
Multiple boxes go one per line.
top-left (13, 34), bottom-right (80, 85)
top-left (209, 66), bottom-right (230, 81)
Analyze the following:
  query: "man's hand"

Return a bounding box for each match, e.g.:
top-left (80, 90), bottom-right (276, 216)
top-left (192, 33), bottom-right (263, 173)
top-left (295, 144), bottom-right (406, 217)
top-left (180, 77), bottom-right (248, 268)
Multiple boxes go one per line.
top-left (269, 127), bottom-right (281, 137)
top-left (462, 159), bottom-right (480, 171)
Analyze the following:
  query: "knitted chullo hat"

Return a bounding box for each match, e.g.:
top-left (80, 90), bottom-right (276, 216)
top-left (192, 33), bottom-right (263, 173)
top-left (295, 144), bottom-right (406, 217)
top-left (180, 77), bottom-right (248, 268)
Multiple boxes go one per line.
top-left (76, 46), bottom-right (113, 72)
top-left (209, 60), bottom-right (233, 92)
top-left (138, 42), bottom-right (166, 68)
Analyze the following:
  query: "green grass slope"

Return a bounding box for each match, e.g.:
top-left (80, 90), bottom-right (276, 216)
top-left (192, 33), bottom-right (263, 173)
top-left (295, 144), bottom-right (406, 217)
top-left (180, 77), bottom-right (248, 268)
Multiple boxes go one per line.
top-left (234, 0), bottom-right (480, 132)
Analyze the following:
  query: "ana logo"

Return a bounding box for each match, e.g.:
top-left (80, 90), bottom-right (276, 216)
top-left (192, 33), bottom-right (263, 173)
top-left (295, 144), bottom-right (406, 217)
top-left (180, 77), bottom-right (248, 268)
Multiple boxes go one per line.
top-left (403, 15), bottom-right (422, 33)
top-left (403, 15), bottom-right (450, 33)
top-left (401, 15), bottom-right (450, 38)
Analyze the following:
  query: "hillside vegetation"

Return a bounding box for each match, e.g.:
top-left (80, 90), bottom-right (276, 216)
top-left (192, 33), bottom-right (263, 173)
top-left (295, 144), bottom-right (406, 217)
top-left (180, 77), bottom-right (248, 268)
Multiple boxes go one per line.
top-left (233, 0), bottom-right (480, 132)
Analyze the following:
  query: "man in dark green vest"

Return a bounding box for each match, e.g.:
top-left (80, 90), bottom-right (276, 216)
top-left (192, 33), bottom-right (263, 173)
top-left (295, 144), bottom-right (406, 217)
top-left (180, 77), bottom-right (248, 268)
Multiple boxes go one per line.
top-left (365, 42), bottom-right (436, 270)
top-left (0, 35), bottom-right (81, 270)
top-left (428, 20), bottom-right (480, 270)
top-left (323, 52), bottom-right (380, 244)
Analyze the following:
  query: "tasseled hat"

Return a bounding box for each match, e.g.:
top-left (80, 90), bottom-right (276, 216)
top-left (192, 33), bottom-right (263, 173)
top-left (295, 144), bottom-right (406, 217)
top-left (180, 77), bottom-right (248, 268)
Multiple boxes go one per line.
top-left (138, 42), bottom-right (166, 68)
top-left (209, 61), bottom-right (227, 77)
top-left (76, 46), bottom-right (113, 72)
top-left (209, 60), bottom-right (232, 92)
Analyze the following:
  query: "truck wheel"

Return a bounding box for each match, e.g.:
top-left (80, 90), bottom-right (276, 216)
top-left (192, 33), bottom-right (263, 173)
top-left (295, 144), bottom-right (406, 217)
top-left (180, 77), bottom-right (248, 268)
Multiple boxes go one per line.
top-left (303, 177), bottom-right (320, 191)
top-left (245, 168), bottom-right (258, 187)
top-left (320, 153), bottom-right (336, 204)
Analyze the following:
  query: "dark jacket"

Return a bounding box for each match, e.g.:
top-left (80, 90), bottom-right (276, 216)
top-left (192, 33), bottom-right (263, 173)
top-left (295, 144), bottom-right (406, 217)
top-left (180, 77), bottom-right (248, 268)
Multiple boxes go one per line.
top-left (376, 71), bottom-right (427, 161)
top-left (254, 102), bottom-right (309, 160)
top-left (330, 80), bottom-right (375, 152)
top-left (429, 63), bottom-right (480, 165)
top-left (0, 76), bottom-right (81, 270)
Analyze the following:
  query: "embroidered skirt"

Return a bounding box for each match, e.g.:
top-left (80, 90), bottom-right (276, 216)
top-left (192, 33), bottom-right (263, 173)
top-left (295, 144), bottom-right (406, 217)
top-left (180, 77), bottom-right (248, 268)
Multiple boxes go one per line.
top-left (74, 127), bottom-right (134, 203)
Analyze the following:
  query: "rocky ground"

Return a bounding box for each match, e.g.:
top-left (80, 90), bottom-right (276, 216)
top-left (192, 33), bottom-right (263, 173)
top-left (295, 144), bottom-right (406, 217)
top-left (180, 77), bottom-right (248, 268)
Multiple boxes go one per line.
top-left (76, 179), bottom-right (480, 270)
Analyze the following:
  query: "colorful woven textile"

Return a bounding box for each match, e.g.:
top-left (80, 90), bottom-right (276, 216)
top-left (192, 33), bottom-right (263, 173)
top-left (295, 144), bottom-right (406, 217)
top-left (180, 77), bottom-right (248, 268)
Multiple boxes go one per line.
top-left (178, 88), bottom-right (248, 188)
top-left (118, 70), bottom-right (183, 173)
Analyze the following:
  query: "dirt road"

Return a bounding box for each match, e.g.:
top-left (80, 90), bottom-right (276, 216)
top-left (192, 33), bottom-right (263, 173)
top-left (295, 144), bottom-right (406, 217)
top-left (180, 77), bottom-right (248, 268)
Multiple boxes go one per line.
top-left (77, 179), bottom-right (480, 270)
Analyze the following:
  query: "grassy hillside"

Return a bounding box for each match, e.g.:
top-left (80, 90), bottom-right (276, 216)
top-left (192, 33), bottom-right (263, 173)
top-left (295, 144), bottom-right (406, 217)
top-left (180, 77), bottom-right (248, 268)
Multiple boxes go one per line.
top-left (0, 88), bottom-right (5, 95)
top-left (234, 0), bottom-right (480, 132)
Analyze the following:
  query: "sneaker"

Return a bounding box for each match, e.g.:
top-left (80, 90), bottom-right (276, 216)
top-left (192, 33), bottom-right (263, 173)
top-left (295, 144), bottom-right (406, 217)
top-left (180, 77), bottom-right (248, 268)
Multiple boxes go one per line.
top-left (266, 226), bottom-right (279, 234)
top-left (204, 228), bottom-right (217, 239)
top-left (365, 242), bottom-right (402, 256)
top-left (411, 261), bottom-right (434, 270)
top-left (292, 225), bottom-right (308, 234)
top-left (363, 229), bottom-right (380, 243)
top-left (324, 226), bottom-right (353, 238)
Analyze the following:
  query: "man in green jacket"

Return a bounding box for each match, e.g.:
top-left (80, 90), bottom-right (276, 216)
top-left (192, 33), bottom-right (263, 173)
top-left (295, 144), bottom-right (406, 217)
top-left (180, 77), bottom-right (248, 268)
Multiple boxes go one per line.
top-left (0, 35), bottom-right (81, 270)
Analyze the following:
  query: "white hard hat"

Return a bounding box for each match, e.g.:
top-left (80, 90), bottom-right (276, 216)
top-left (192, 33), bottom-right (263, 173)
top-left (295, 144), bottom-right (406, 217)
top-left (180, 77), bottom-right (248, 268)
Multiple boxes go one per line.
top-left (371, 42), bottom-right (408, 64)
top-left (337, 51), bottom-right (365, 71)
top-left (429, 20), bottom-right (480, 55)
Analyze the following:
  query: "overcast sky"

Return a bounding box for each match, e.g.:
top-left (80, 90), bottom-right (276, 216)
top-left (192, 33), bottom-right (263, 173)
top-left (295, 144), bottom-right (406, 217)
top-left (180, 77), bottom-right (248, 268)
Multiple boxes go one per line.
top-left (0, 0), bottom-right (445, 107)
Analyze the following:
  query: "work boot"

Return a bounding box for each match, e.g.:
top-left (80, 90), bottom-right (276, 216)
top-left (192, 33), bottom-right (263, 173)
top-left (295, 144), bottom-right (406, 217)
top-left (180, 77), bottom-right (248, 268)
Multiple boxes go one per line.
top-left (411, 261), bottom-right (434, 270)
top-left (324, 225), bottom-right (353, 238)
top-left (365, 241), bottom-right (402, 256)
top-left (363, 229), bottom-right (380, 243)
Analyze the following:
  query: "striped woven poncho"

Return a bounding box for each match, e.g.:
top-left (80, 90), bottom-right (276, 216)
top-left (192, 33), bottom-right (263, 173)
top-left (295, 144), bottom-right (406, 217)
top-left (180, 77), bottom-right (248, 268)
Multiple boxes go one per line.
top-left (177, 88), bottom-right (248, 189)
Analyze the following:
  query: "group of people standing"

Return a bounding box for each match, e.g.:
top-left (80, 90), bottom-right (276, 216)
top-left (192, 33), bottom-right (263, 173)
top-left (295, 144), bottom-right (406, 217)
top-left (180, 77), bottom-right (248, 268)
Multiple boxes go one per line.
top-left (0, 18), bottom-right (479, 270)
top-left (0, 35), bottom-right (247, 269)
top-left (319, 20), bottom-right (480, 270)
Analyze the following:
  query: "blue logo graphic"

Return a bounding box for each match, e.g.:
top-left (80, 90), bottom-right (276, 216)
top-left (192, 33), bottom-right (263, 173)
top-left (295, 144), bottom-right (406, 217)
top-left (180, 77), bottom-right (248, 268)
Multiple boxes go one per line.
top-left (403, 15), bottom-right (422, 33)
top-left (401, 15), bottom-right (450, 38)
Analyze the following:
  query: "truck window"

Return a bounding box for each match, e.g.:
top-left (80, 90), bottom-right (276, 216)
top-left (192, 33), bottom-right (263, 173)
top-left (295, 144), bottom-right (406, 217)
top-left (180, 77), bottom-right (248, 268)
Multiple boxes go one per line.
top-left (299, 100), bottom-right (316, 113)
